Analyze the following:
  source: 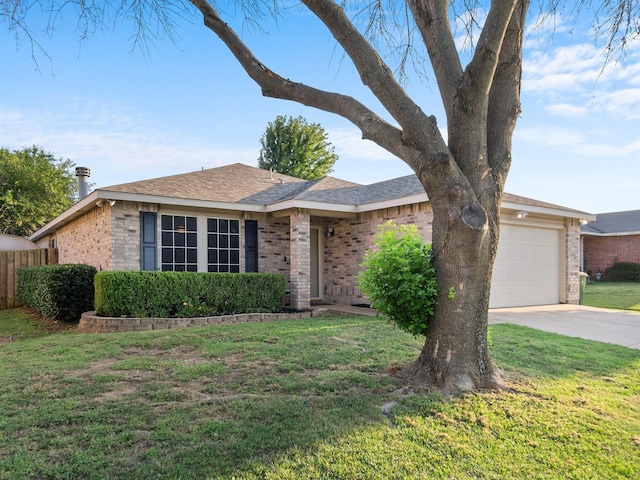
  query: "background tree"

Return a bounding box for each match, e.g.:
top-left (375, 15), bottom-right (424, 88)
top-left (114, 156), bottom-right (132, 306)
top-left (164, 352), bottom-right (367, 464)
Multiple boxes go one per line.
top-left (0, 146), bottom-right (78, 237)
top-left (258, 115), bottom-right (338, 180)
top-left (5, 1), bottom-right (637, 394)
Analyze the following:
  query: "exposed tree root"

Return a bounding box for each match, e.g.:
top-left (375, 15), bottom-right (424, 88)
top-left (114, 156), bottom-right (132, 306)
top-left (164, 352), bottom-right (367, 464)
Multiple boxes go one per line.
top-left (396, 361), bottom-right (510, 398)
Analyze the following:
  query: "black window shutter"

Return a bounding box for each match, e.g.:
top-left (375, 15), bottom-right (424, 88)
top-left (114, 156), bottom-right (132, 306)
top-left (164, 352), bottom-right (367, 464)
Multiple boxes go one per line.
top-left (245, 220), bottom-right (258, 272)
top-left (140, 212), bottom-right (157, 271)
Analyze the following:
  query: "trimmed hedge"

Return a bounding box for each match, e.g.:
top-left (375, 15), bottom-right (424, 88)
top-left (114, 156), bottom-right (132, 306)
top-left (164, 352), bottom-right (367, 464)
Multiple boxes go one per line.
top-left (604, 262), bottom-right (640, 282)
top-left (16, 264), bottom-right (97, 322)
top-left (94, 271), bottom-right (287, 318)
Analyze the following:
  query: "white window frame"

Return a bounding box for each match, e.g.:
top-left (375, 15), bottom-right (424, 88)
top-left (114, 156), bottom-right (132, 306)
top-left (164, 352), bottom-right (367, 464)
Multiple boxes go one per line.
top-left (159, 212), bottom-right (241, 273)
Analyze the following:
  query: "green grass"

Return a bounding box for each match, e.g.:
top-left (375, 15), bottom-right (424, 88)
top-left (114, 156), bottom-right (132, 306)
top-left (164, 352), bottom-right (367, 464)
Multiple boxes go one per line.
top-left (583, 282), bottom-right (640, 312)
top-left (1, 309), bottom-right (639, 479)
top-left (0, 308), bottom-right (74, 340)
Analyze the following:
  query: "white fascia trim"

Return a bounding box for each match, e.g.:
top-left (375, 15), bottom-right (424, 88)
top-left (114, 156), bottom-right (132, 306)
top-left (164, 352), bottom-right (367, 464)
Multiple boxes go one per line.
top-left (266, 199), bottom-right (358, 214)
top-left (356, 193), bottom-right (429, 213)
top-left (581, 230), bottom-right (640, 237)
top-left (501, 201), bottom-right (596, 221)
top-left (29, 191), bottom-right (99, 241)
top-left (102, 191), bottom-right (266, 213)
top-left (500, 219), bottom-right (566, 230)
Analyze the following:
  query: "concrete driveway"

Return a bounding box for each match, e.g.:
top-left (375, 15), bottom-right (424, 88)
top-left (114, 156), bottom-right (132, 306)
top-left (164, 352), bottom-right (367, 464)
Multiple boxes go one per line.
top-left (489, 304), bottom-right (640, 349)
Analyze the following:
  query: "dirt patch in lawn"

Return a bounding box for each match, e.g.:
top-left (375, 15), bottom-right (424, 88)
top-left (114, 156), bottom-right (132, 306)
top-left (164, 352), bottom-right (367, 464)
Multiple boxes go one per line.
top-left (69, 345), bottom-right (219, 404)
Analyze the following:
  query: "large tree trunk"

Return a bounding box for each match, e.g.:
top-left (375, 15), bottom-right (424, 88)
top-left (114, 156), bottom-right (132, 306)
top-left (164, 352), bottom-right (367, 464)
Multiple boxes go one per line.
top-left (401, 0), bottom-right (528, 395)
top-left (191, 0), bottom-right (527, 395)
top-left (401, 185), bottom-right (503, 395)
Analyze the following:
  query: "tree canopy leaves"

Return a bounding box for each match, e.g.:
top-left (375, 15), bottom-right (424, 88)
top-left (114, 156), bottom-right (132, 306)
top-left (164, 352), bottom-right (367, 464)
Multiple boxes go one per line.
top-left (257, 115), bottom-right (338, 180)
top-left (0, 146), bottom-right (78, 237)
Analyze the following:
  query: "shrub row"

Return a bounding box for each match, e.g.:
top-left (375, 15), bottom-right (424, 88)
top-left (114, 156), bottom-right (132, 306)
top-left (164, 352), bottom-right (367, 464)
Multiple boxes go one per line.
top-left (94, 271), bottom-right (286, 318)
top-left (16, 264), bottom-right (97, 322)
top-left (604, 262), bottom-right (640, 282)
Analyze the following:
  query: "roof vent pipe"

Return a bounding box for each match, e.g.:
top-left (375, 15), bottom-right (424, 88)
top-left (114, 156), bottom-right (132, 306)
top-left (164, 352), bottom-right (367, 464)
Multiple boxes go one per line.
top-left (75, 167), bottom-right (90, 199)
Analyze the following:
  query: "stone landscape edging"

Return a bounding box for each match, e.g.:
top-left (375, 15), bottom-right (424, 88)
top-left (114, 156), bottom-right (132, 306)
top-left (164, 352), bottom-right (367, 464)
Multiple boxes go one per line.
top-left (79, 310), bottom-right (316, 333)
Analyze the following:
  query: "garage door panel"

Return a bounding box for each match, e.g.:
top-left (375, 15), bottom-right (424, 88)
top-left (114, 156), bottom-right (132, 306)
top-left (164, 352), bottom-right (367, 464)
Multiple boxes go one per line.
top-left (490, 224), bottom-right (561, 308)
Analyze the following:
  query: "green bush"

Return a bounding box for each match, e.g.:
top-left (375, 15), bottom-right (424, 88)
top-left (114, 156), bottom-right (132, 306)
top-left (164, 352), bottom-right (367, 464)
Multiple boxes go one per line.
top-left (16, 264), bottom-right (97, 321)
top-left (357, 221), bottom-right (438, 337)
top-left (604, 262), bottom-right (640, 282)
top-left (94, 271), bottom-right (286, 318)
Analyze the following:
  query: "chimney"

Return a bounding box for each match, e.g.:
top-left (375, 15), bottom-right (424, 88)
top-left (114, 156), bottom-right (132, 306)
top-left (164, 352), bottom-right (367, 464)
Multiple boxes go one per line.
top-left (75, 167), bottom-right (90, 199)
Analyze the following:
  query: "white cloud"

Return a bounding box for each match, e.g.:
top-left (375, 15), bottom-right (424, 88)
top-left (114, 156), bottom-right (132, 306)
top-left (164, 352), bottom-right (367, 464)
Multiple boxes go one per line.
top-left (327, 128), bottom-right (397, 162)
top-left (516, 126), bottom-right (640, 157)
top-left (452, 8), bottom-right (487, 53)
top-left (523, 43), bottom-right (603, 95)
top-left (0, 100), bottom-right (257, 187)
top-left (522, 34), bottom-right (640, 123)
top-left (545, 103), bottom-right (588, 117)
top-left (589, 88), bottom-right (640, 120)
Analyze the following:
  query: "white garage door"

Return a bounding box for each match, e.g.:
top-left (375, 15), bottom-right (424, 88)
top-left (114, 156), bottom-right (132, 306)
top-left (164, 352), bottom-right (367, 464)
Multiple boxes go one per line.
top-left (490, 224), bottom-right (561, 308)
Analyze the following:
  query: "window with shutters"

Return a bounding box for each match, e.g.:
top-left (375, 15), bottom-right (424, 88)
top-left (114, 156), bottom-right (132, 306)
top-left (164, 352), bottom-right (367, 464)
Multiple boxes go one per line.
top-left (158, 214), bottom-right (242, 273)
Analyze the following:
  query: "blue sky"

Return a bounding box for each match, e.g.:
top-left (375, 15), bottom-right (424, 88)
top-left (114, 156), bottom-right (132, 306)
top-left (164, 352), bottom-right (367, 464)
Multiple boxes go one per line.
top-left (2, 4), bottom-right (639, 215)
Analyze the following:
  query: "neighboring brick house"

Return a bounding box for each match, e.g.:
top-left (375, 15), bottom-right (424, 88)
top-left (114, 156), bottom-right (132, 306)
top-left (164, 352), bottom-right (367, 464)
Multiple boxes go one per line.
top-left (30, 163), bottom-right (593, 310)
top-left (581, 210), bottom-right (640, 279)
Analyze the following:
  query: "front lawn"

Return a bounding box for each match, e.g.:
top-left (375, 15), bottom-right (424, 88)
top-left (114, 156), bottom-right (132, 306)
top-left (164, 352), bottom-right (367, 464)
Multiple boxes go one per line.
top-left (583, 282), bottom-right (640, 312)
top-left (1, 309), bottom-right (639, 479)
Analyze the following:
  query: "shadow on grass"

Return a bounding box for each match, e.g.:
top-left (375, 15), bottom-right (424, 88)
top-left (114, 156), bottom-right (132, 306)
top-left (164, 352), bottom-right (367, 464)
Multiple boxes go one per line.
top-left (2, 314), bottom-right (640, 479)
top-left (490, 323), bottom-right (640, 378)
top-left (0, 314), bottom-right (413, 479)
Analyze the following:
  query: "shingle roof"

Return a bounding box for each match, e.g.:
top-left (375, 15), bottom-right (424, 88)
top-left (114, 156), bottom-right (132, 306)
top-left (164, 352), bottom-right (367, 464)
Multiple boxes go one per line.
top-left (30, 163), bottom-right (593, 242)
top-left (100, 163), bottom-right (590, 215)
top-left (103, 163), bottom-right (362, 205)
top-left (102, 163), bottom-right (305, 203)
top-left (581, 210), bottom-right (640, 235)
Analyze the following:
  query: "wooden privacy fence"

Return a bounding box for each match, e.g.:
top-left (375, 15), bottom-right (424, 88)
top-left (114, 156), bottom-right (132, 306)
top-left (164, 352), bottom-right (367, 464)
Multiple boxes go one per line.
top-left (0, 248), bottom-right (58, 310)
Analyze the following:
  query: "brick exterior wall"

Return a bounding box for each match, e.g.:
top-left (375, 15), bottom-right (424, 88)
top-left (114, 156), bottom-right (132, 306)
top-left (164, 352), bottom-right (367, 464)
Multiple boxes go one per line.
top-left (55, 204), bottom-right (112, 270)
top-left (320, 202), bottom-right (434, 305)
top-left (111, 202), bottom-right (158, 270)
top-left (245, 213), bottom-right (291, 287)
top-left (564, 219), bottom-right (581, 304)
top-left (51, 198), bottom-right (580, 310)
top-left (289, 210), bottom-right (311, 310)
top-left (583, 234), bottom-right (640, 276)
top-left (53, 201), bottom-right (159, 272)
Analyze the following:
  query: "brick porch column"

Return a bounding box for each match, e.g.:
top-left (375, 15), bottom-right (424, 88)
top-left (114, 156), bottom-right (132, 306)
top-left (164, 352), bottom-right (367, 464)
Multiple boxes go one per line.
top-left (564, 218), bottom-right (581, 304)
top-left (289, 209), bottom-right (311, 310)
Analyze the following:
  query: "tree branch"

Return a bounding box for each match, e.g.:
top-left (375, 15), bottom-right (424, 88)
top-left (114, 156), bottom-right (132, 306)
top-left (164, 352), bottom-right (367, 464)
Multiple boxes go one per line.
top-left (188, 0), bottom-right (411, 160)
top-left (300, 0), bottom-right (433, 146)
top-left (487, 0), bottom-right (529, 193)
top-left (463, 0), bottom-right (519, 100)
top-left (407, 0), bottom-right (463, 120)
top-left (445, 0), bottom-right (519, 198)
